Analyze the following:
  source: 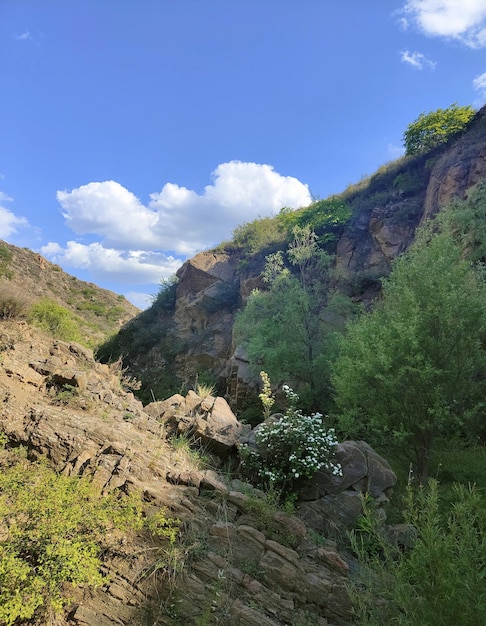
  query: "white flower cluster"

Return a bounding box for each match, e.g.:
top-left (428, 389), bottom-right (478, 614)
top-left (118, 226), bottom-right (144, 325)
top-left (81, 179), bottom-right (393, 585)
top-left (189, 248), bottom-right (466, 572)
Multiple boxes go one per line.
top-left (241, 384), bottom-right (342, 490)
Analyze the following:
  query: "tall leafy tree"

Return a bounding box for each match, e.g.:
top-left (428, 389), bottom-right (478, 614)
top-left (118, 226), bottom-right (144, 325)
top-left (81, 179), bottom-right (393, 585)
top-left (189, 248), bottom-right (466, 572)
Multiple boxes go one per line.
top-left (234, 226), bottom-right (355, 410)
top-left (403, 103), bottom-right (475, 156)
top-left (332, 217), bottom-right (486, 480)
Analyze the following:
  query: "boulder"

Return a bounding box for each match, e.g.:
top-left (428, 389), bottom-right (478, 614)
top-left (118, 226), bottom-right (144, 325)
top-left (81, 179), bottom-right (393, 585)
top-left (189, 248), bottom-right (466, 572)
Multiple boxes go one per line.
top-left (192, 395), bottom-right (242, 456)
top-left (300, 440), bottom-right (397, 499)
top-left (297, 441), bottom-right (396, 536)
top-left (148, 391), bottom-right (242, 457)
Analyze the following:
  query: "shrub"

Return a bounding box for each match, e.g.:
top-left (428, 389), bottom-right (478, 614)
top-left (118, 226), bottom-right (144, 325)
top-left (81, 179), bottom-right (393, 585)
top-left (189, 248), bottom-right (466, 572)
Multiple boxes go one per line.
top-left (278, 199), bottom-right (351, 243)
top-left (48, 382), bottom-right (81, 406)
top-left (403, 103), bottom-right (475, 156)
top-left (232, 216), bottom-right (286, 253)
top-left (239, 378), bottom-right (341, 493)
top-left (392, 172), bottom-right (423, 196)
top-left (76, 300), bottom-right (126, 321)
top-left (350, 480), bottom-right (486, 625)
top-left (0, 288), bottom-right (27, 319)
top-left (0, 448), bottom-right (150, 625)
top-left (28, 298), bottom-right (83, 343)
top-left (150, 276), bottom-right (178, 313)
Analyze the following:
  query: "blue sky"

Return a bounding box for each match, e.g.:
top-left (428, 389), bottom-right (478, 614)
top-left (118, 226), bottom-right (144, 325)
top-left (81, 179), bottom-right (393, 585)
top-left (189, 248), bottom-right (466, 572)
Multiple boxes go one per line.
top-left (1, 0), bottom-right (486, 308)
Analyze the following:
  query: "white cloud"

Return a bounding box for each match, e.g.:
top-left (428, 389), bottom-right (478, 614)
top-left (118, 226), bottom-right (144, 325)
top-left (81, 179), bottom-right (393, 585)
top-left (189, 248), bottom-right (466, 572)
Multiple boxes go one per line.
top-left (401, 0), bottom-right (486, 48)
top-left (125, 291), bottom-right (154, 310)
top-left (398, 16), bottom-right (410, 30)
top-left (0, 192), bottom-right (13, 203)
top-left (473, 70), bottom-right (486, 103)
top-left (48, 162), bottom-right (310, 295)
top-left (400, 49), bottom-right (437, 69)
top-left (40, 241), bottom-right (182, 285)
top-left (56, 161), bottom-right (311, 256)
top-left (0, 193), bottom-right (28, 238)
top-left (57, 181), bottom-right (160, 249)
top-left (148, 161), bottom-right (311, 254)
top-left (15, 31), bottom-right (31, 41)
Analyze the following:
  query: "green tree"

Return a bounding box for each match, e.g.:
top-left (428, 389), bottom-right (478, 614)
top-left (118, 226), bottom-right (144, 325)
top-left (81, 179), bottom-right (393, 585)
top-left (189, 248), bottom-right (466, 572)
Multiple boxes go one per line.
top-left (234, 226), bottom-right (355, 410)
top-left (403, 103), bottom-right (475, 156)
top-left (234, 271), bottom-right (313, 387)
top-left (332, 220), bottom-right (486, 480)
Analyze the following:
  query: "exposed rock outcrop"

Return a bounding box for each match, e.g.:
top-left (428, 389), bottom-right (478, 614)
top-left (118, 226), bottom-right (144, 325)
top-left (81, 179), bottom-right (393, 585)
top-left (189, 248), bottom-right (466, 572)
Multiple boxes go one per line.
top-left (0, 320), bottom-right (397, 625)
top-left (172, 250), bottom-right (242, 382)
top-left (422, 105), bottom-right (486, 220)
top-left (146, 390), bottom-right (242, 457)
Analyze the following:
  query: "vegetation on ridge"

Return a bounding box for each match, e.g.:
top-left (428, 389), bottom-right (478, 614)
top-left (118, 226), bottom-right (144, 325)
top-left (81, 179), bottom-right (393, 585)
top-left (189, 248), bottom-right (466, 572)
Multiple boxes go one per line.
top-left (403, 103), bottom-right (475, 156)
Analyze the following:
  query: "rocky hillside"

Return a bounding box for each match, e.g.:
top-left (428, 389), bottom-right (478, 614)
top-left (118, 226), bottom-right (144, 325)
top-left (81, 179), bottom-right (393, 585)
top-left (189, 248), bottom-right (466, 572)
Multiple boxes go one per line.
top-left (103, 105), bottom-right (486, 404)
top-left (2, 107), bottom-right (484, 625)
top-left (0, 319), bottom-right (397, 625)
top-left (0, 241), bottom-right (139, 346)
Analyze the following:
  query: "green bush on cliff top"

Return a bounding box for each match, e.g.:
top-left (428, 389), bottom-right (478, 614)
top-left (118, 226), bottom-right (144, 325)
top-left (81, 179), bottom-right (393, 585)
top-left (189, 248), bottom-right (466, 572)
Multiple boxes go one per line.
top-left (403, 103), bottom-right (474, 156)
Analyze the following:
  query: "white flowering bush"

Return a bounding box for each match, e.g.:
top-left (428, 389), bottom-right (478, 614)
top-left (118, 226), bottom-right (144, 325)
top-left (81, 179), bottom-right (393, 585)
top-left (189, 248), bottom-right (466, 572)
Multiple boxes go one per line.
top-left (240, 379), bottom-right (342, 492)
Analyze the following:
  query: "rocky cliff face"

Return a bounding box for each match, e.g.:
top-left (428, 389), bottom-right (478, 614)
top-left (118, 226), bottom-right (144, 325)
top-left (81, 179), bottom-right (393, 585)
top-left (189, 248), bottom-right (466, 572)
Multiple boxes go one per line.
top-left (172, 250), bottom-right (243, 383)
top-left (132, 106), bottom-right (486, 395)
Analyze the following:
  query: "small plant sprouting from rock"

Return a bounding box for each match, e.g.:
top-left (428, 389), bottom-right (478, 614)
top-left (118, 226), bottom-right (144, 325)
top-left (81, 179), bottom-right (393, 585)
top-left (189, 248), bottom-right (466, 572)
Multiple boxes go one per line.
top-left (170, 432), bottom-right (213, 471)
top-left (195, 381), bottom-right (215, 400)
top-left (51, 383), bottom-right (80, 406)
top-left (240, 373), bottom-right (342, 493)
